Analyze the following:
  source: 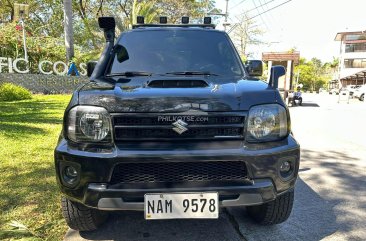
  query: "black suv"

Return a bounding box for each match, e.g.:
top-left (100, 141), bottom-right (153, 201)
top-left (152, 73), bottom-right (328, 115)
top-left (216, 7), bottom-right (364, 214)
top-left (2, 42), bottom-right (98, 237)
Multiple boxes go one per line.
top-left (55, 17), bottom-right (300, 231)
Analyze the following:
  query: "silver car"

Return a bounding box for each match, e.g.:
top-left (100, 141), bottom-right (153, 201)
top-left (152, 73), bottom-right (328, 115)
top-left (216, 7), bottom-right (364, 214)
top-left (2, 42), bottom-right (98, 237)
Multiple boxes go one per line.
top-left (353, 85), bottom-right (366, 101)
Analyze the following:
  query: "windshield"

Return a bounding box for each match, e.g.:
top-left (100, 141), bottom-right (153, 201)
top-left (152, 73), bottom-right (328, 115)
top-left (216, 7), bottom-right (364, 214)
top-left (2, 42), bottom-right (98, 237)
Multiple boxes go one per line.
top-left (107, 29), bottom-right (244, 77)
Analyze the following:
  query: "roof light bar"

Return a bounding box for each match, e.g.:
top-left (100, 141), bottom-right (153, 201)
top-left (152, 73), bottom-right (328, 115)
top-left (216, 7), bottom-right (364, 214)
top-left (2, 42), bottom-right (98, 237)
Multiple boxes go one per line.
top-left (131, 16), bottom-right (216, 29)
top-left (160, 16), bottom-right (167, 24)
top-left (204, 17), bottom-right (212, 24)
top-left (182, 16), bottom-right (189, 24)
top-left (137, 16), bottom-right (144, 24)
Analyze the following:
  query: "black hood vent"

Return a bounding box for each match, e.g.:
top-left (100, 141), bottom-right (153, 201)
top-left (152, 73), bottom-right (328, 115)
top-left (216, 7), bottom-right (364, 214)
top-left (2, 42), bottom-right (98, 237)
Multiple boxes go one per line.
top-left (147, 79), bottom-right (209, 88)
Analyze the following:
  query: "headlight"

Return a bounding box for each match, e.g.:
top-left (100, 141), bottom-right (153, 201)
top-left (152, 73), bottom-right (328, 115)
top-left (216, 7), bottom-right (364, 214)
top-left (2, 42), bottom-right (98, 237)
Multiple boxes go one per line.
top-left (67, 106), bottom-right (111, 143)
top-left (246, 104), bottom-right (288, 142)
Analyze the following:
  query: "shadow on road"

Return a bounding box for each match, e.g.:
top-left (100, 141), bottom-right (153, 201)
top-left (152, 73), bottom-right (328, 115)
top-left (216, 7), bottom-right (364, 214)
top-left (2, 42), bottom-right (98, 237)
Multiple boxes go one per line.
top-left (301, 149), bottom-right (365, 193)
top-left (66, 210), bottom-right (243, 241)
top-left (227, 177), bottom-right (338, 241)
top-left (227, 149), bottom-right (366, 241)
top-left (290, 102), bottom-right (320, 108)
top-left (300, 102), bottom-right (320, 107)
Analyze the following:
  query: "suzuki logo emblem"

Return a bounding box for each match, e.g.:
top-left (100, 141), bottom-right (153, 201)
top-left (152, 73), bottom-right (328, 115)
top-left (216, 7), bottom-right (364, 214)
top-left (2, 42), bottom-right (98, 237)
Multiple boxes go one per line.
top-left (172, 119), bottom-right (188, 134)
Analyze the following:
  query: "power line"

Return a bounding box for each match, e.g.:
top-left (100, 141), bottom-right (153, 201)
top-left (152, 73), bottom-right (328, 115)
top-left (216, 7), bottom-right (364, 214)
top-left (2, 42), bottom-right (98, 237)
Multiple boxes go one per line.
top-left (252, 0), bottom-right (269, 30)
top-left (229, 0), bottom-right (249, 10)
top-left (228, 0), bottom-right (293, 34)
top-left (246, 0), bottom-right (276, 14)
top-left (259, 0), bottom-right (280, 27)
top-left (258, 0), bottom-right (271, 29)
top-left (259, 0), bottom-right (284, 38)
top-left (234, 0), bottom-right (276, 30)
top-left (247, 0), bottom-right (293, 21)
top-left (234, 0), bottom-right (275, 26)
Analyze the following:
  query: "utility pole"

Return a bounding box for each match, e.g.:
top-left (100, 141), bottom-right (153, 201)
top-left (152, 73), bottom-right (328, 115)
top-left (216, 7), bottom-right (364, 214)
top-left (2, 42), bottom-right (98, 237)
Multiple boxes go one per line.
top-left (14, 3), bottom-right (29, 61)
top-left (63, 0), bottom-right (75, 62)
top-left (337, 38), bottom-right (343, 89)
top-left (20, 18), bottom-right (27, 61)
top-left (295, 70), bottom-right (300, 87)
top-left (223, 0), bottom-right (230, 31)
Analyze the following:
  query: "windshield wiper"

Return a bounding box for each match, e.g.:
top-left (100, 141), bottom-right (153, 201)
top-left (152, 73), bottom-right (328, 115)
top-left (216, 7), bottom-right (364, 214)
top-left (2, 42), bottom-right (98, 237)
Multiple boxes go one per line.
top-left (165, 71), bottom-right (219, 76)
top-left (106, 71), bottom-right (152, 77)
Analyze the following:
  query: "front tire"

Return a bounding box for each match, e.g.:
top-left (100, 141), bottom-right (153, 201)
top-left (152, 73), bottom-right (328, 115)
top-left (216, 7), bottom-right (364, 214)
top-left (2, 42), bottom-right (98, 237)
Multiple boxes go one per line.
top-left (360, 94), bottom-right (364, 101)
top-left (61, 197), bottom-right (108, 231)
top-left (247, 190), bottom-right (294, 225)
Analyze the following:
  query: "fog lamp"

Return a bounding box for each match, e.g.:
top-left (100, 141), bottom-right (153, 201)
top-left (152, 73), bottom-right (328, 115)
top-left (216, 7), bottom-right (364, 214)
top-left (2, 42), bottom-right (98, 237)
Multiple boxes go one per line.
top-left (280, 161), bottom-right (291, 173)
top-left (64, 166), bottom-right (78, 185)
top-left (65, 166), bottom-right (78, 178)
top-left (279, 160), bottom-right (294, 180)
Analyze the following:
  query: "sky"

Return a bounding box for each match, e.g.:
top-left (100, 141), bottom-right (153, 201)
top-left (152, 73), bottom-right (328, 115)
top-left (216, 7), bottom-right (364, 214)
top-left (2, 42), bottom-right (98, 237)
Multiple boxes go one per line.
top-left (215, 0), bottom-right (366, 63)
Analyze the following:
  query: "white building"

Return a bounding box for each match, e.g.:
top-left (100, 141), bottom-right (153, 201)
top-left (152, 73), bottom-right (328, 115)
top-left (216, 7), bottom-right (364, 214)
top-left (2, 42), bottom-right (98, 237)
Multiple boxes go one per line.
top-left (334, 31), bottom-right (366, 87)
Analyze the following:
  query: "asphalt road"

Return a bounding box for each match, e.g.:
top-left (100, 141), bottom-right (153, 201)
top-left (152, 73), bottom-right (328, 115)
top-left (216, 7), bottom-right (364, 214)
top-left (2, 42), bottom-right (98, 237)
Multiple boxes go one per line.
top-left (65, 93), bottom-right (366, 241)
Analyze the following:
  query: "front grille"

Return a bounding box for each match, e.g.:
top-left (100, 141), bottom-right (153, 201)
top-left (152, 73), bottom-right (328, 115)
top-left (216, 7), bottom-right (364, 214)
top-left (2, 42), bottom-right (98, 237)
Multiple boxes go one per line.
top-left (113, 114), bottom-right (245, 141)
top-left (115, 127), bottom-right (242, 139)
top-left (110, 161), bottom-right (248, 184)
top-left (114, 116), bottom-right (244, 126)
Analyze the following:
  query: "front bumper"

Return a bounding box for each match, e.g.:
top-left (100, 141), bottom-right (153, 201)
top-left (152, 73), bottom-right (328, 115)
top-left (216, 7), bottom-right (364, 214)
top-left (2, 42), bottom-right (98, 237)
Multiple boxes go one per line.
top-left (55, 135), bottom-right (300, 210)
top-left (87, 179), bottom-right (279, 210)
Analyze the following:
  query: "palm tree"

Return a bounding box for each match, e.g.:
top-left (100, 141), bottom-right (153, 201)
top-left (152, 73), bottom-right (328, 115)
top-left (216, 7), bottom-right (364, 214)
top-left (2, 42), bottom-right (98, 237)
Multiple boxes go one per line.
top-left (130, 0), bottom-right (159, 26)
top-left (330, 57), bottom-right (339, 73)
top-left (63, 0), bottom-right (74, 62)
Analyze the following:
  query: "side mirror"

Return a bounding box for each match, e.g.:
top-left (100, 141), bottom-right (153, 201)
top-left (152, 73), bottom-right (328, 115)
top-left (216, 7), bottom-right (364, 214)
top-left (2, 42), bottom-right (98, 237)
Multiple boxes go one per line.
top-left (245, 60), bottom-right (263, 76)
top-left (268, 66), bottom-right (286, 89)
top-left (87, 61), bottom-right (98, 77)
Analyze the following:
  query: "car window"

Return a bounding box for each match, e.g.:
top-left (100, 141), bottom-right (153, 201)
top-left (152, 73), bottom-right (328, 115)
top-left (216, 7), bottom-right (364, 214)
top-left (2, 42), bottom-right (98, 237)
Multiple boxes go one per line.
top-left (107, 30), bottom-right (243, 77)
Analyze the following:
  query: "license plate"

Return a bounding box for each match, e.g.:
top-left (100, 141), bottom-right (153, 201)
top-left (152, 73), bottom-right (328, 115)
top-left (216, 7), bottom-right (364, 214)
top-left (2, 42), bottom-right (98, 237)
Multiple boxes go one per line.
top-left (144, 193), bottom-right (219, 220)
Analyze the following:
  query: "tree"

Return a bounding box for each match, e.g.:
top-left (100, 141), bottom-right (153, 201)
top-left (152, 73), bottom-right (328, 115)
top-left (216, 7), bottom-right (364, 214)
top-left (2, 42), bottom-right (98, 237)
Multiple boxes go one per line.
top-left (329, 56), bottom-right (339, 77)
top-left (131, 0), bottom-right (159, 25)
top-left (1, 0), bottom-right (219, 64)
top-left (294, 58), bottom-right (331, 92)
top-left (117, 0), bottom-right (217, 26)
top-left (230, 13), bottom-right (264, 59)
top-left (63, 0), bottom-right (74, 62)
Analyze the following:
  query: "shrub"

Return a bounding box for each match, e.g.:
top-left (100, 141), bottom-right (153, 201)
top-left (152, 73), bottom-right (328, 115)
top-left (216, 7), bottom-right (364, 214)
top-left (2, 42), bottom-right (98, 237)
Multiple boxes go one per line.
top-left (0, 83), bottom-right (32, 101)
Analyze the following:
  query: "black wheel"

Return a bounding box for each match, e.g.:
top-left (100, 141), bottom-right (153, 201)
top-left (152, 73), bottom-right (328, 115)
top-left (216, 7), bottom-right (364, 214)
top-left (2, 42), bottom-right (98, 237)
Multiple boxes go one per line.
top-left (61, 197), bottom-right (108, 231)
top-left (360, 94), bottom-right (364, 101)
top-left (247, 190), bottom-right (294, 225)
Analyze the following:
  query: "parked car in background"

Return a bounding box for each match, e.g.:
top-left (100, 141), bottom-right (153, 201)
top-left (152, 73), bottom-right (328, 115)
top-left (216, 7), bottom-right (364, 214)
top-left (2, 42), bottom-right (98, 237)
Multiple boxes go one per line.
top-left (353, 85), bottom-right (366, 101)
top-left (346, 85), bottom-right (361, 97)
top-left (329, 88), bottom-right (340, 95)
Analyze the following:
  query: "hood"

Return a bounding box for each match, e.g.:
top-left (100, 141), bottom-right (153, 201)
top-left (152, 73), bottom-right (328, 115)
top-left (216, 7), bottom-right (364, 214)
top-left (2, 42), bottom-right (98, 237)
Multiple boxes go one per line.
top-left (78, 76), bottom-right (279, 112)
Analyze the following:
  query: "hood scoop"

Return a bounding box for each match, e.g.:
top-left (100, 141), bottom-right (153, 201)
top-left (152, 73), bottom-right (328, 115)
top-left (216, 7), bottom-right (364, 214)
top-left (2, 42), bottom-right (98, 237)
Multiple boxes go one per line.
top-left (147, 79), bottom-right (209, 88)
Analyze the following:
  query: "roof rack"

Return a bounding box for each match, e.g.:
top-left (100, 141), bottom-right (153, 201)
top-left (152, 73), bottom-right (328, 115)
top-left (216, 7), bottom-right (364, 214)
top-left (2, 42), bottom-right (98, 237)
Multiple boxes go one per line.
top-left (132, 16), bottom-right (215, 29)
top-left (132, 23), bottom-right (216, 29)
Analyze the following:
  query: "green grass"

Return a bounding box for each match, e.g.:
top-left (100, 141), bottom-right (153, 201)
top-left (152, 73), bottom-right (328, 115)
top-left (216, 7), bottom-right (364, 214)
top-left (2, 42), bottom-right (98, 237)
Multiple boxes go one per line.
top-left (0, 95), bottom-right (71, 240)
